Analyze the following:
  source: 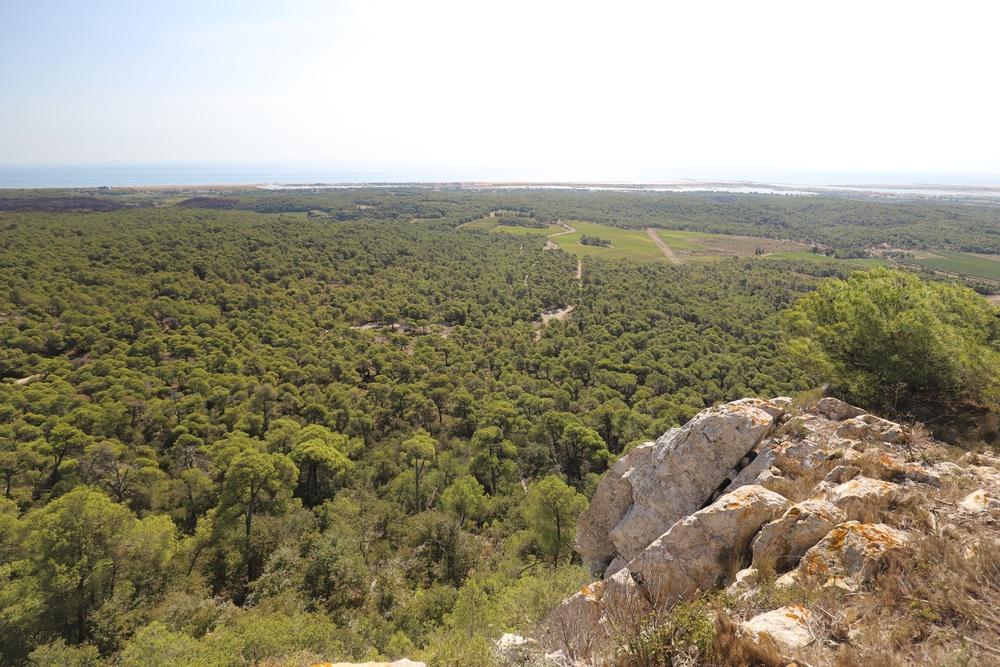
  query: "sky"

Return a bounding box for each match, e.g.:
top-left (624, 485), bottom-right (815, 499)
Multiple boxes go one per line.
top-left (1, 0), bottom-right (999, 182)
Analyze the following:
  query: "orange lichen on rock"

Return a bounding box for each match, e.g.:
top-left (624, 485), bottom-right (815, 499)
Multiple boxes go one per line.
top-left (789, 521), bottom-right (908, 589)
top-left (579, 580), bottom-right (606, 601)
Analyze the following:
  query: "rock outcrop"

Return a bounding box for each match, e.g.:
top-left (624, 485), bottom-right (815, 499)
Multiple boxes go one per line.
top-left (628, 485), bottom-right (788, 605)
top-left (576, 398), bottom-right (785, 572)
top-left (777, 521), bottom-right (909, 591)
top-left (825, 476), bottom-right (900, 522)
top-left (535, 397), bottom-right (1000, 665)
top-left (751, 499), bottom-right (845, 572)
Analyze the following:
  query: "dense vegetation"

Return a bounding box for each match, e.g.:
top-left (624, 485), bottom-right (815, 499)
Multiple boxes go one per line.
top-left (579, 234), bottom-right (612, 248)
top-left (6, 186), bottom-right (1000, 256)
top-left (0, 189), bottom-right (996, 665)
top-left (785, 268), bottom-right (1000, 425)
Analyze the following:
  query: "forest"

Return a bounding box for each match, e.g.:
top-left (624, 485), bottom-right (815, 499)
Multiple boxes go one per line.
top-left (5, 186), bottom-right (1000, 256)
top-left (0, 189), bottom-right (997, 666)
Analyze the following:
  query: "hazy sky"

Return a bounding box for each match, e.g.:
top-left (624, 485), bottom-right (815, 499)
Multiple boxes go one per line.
top-left (2, 0), bottom-right (998, 180)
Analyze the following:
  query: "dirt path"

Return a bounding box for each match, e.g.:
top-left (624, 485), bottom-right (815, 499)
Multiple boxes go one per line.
top-left (540, 305), bottom-right (575, 324)
top-left (646, 228), bottom-right (681, 265)
top-left (542, 220), bottom-right (583, 282)
top-left (547, 220), bottom-right (577, 238)
top-left (533, 305), bottom-right (576, 341)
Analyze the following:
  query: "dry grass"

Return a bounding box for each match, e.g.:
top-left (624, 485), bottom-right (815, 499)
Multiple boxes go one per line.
top-left (610, 597), bottom-right (789, 667)
top-left (708, 611), bottom-right (788, 667)
top-left (791, 388), bottom-right (826, 413)
top-left (766, 452), bottom-right (837, 503)
top-left (822, 529), bottom-right (1000, 665)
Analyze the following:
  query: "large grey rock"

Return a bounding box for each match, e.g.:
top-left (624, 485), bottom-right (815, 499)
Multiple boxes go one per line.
top-left (752, 499), bottom-right (845, 572)
top-left (629, 485), bottom-right (788, 607)
top-left (576, 399), bottom-right (783, 571)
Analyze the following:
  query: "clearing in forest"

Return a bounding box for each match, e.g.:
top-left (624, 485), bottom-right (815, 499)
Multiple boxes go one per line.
top-left (546, 222), bottom-right (811, 263)
top-left (459, 216), bottom-right (561, 235)
top-left (900, 251), bottom-right (1000, 282)
top-left (650, 229), bottom-right (811, 259)
top-left (546, 221), bottom-right (671, 261)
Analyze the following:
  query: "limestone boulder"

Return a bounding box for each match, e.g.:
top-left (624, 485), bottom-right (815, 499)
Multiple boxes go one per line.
top-left (740, 605), bottom-right (815, 653)
top-left (574, 442), bottom-right (656, 573)
top-left (542, 568), bottom-right (647, 660)
top-left (825, 476), bottom-right (900, 522)
top-left (580, 399), bottom-right (781, 568)
top-left (835, 414), bottom-right (904, 444)
top-left (603, 555), bottom-right (627, 578)
top-left (495, 632), bottom-right (534, 661)
top-left (752, 499), bottom-right (845, 572)
top-left (495, 633), bottom-right (571, 666)
top-left (779, 521), bottom-right (909, 591)
top-left (726, 566), bottom-right (759, 596)
top-left (629, 485), bottom-right (788, 606)
top-left (840, 450), bottom-right (942, 487)
top-left (823, 465), bottom-right (860, 485)
top-left (958, 489), bottom-right (999, 514)
top-left (930, 460), bottom-right (1000, 492)
top-left (815, 397), bottom-right (866, 421)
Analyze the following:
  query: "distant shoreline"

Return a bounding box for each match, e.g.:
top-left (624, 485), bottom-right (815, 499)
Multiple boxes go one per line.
top-left (2, 162), bottom-right (999, 192)
top-left (2, 167), bottom-right (1000, 201)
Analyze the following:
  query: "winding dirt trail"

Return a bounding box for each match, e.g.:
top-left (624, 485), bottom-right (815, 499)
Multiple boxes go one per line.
top-left (645, 228), bottom-right (681, 265)
top-left (547, 220), bottom-right (577, 238)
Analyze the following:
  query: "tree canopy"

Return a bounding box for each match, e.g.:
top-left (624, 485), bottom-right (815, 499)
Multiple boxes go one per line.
top-left (785, 267), bottom-right (1000, 412)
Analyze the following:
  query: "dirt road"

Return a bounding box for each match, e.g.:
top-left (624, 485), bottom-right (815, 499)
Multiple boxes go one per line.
top-left (645, 228), bottom-right (681, 265)
top-left (547, 220), bottom-right (577, 238)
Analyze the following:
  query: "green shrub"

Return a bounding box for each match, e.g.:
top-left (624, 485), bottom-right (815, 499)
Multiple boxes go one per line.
top-left (785, 268), bottom-right (1000, 412)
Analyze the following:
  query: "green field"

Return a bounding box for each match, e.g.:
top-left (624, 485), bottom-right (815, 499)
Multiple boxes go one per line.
top-left (549, 224), bottom-right (812, 262)
top-left (492, 222), bottom-right (562, 236)
top-left (459, 217), bottom-right (561, 235)
top-left (905, 251), bottom-right (1000, 282)
top-left (648, 229), bottom-right (706, 250)
top-left (548, 221), bottom-right (671, 261)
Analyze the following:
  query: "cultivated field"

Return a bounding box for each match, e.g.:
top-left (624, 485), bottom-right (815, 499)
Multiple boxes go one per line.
top-left (547, 221), bottom-right (671, 261)
top-left (458, 217), bottom-right (560, 235)
top-left (903, 251), bottom-right (1000, 282)
top-left (653, 229), bottom-right (811, 258)
top-left (548, 223), bottom-right (811, 263)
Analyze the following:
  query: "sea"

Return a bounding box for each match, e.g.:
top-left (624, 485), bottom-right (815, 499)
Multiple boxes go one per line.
top-left (2, 162), bottom-right (999, 200)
